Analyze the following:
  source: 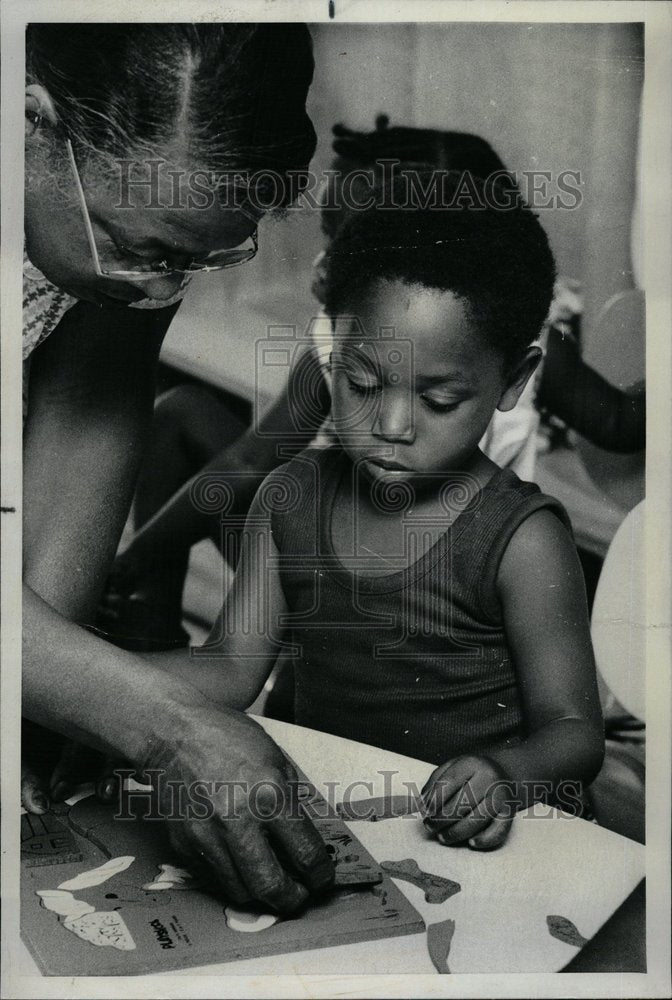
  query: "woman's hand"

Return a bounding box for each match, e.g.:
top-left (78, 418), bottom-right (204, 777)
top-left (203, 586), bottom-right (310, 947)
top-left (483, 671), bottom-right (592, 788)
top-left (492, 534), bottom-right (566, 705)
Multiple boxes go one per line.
top-left (140, 703), bottom-right (335, 913)
top-left (421, 754), bottom-right (515, 851)
top-left (24, 588), bottom-right (333, 914)
top-left (21, 720), bottom-right (64, 813)
top-left (50, 741), bottom-right (122, 804)
top-left (21, 724), bottom-right (122, 813)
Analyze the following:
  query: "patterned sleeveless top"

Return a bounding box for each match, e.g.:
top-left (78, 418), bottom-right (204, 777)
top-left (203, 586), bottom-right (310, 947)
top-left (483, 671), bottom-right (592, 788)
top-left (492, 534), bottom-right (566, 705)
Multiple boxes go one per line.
top-left (22, 251), bottom-right (189, 414)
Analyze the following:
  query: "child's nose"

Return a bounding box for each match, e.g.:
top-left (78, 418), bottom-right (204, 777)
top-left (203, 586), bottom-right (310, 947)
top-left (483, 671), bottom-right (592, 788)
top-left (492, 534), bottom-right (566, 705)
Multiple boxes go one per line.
top-left (372, 392), bottom-right (415, 443)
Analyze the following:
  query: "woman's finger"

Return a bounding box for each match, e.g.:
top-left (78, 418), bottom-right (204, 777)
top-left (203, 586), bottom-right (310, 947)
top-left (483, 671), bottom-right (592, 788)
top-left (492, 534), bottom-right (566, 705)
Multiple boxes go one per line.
top-left (96, 758), bottom-right (123, 803)
top-left (21, 763), bottom-right (50, 814)
top-left (176, 822), bottom-right (251, 906)
top-left (468, 815), bottom-right (513, 851)
top-left (225, 821), bottom-right (310, 914)
top-left (268, 810), bottom-right (335, 897)
top-left (50, 741), bottom-right (105, 800)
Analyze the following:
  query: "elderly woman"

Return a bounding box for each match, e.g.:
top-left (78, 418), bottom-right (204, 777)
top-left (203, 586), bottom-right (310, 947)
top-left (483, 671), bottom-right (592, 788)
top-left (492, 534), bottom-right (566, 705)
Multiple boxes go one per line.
top-left (22, 22), bottom-right (333, 913)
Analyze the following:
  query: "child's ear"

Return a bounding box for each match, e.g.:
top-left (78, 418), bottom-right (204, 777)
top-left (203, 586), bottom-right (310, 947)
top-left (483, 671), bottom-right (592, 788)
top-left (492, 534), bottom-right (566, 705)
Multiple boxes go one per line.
top-left (497, 347), bottom-right (542, 412)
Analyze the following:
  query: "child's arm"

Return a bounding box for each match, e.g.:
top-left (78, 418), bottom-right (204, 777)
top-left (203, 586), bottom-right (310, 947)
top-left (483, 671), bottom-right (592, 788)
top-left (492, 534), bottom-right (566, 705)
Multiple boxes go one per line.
top-left (106, 343), bottom-right (330, 582)
top-left (144, 484), bottom-right (289, 710)
top-left (423, 509), bottom-right (604, 850)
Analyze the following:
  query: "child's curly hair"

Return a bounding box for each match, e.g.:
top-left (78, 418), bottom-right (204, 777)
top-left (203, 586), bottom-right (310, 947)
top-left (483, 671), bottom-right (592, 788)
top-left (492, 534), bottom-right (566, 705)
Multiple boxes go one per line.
top-left (323, 170), bottom-right (555, 364)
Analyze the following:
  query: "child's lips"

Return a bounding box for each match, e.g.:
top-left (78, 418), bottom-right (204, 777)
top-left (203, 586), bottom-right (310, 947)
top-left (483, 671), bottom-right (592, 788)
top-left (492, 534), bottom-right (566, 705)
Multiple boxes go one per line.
top-left (364, 457), bottom-right (413, 473)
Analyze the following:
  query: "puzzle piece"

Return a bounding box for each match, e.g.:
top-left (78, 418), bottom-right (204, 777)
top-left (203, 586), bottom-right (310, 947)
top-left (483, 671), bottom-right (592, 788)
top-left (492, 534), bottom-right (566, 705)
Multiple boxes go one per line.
top-left (36, 888), bottom-right (136, 951)
top-left (427, 918), bottom-right (456, 974)
top-left (37, 889), bottom-right (94, 921)
top-left (224, 906), bottom-right (279, 933)
top-left (381, 858), bottom-right (461, 903)
top-left (336, 795), bottom-right (422, 822)
top-left (546, 914), bottom-right (589, 948)
top-left (65, 910), bottom-right (136, 951)
top-left (315, 817), bottom-right (383, 886)
top-left (21, 812), bottom-right (82, 867)
top-left (142, 863), bottom-right (199, 891)
top-left (58, 856), bottom-right (134, 891)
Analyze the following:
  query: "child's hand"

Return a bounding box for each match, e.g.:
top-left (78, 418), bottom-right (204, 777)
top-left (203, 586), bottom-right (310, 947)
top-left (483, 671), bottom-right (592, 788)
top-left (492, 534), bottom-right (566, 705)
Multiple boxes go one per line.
top-left (421, 754), bottom-right (514, 851)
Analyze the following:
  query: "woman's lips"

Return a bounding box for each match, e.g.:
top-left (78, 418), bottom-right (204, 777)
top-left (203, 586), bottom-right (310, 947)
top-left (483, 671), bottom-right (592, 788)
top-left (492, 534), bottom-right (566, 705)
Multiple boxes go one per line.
top-left (100, 286), bottom-right (147, 304)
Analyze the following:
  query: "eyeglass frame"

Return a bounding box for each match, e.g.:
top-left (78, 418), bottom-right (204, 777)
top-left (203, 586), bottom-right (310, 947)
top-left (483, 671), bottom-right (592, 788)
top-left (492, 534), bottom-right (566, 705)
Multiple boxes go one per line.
top-left (65, 138), bottom-right (259, 281)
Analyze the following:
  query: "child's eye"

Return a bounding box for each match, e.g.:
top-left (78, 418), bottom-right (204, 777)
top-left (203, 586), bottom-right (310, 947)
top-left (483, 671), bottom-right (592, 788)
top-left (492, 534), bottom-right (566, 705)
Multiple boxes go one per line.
top-left (421, 395), bottom-right (459, 413)
top-left (346, 377), bottom-right (380, 397)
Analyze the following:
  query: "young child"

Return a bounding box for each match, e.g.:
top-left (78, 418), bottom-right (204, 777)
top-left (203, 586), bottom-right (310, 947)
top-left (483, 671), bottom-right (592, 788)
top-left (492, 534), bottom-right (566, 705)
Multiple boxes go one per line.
top-left (159, 172), bottom-right (604, 850)
top-left (310, 117), bottom-right (541, 481)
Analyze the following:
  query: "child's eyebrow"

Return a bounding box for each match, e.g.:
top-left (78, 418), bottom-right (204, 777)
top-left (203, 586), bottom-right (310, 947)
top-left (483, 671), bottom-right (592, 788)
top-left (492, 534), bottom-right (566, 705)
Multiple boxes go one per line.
top-left (416, 372), bottom-right (473, 388)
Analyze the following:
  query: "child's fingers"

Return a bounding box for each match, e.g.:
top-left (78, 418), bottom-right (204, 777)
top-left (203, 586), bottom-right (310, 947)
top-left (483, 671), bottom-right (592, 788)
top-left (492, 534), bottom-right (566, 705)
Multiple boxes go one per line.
top-left (467, 815), bottom-right (513, 851)
top-left (435, 807), bottom-right (490, 846)
top-left (423, 784), bottom-right (476, 831)
top-left (21, 763), bottom-right (50, 814)
top-left (421, 757), bottom-right (476, 814)
top-left (421, 760), bottom-right (455, 798)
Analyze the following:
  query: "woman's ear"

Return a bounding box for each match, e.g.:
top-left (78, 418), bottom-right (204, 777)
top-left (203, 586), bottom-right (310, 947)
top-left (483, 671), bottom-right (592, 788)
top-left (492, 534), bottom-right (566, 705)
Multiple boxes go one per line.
top-left (25, 84), bottom-right (58, 139)
top-left (497, 346), bottom-right (542, 412)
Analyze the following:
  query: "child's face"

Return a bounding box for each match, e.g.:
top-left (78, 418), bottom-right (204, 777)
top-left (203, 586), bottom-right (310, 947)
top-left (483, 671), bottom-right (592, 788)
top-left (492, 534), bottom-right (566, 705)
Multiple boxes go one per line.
top-left (330, 279), bottom-right (533, 483)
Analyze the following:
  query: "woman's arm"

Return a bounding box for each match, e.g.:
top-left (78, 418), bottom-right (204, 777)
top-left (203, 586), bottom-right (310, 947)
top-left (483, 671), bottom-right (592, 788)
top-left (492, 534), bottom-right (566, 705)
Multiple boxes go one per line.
top-left (21, 305), bottom-right (332, 909)
top-left (144, 483), bottom-right (289, 708)
top-left (23, 301), bottom-right (176, 619)
top-left (21, 300), bottom-right (174, 807)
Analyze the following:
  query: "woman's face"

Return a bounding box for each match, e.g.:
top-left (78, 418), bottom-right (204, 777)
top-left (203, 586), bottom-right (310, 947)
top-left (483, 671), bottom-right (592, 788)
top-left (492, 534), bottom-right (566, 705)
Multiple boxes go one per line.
top-left (24, 149), bottom-right (258, 307)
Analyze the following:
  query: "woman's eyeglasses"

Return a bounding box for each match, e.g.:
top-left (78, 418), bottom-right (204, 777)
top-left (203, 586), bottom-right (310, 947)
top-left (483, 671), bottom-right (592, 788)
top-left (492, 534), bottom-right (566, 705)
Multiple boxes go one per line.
top-left (65, 139), bottom-right (258, 281)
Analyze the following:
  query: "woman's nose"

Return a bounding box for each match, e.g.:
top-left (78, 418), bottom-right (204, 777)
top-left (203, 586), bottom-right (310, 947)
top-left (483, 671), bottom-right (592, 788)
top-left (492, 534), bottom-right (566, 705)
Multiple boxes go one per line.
top-left (124, 273), bottom-right (186, 300)
top-left (372, 391), bottom-right (415, 443)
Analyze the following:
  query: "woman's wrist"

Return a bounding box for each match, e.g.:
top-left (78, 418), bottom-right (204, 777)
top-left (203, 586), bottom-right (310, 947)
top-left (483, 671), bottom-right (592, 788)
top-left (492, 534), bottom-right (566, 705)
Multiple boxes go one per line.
top-left (115, 673), bottom-right (210, 770)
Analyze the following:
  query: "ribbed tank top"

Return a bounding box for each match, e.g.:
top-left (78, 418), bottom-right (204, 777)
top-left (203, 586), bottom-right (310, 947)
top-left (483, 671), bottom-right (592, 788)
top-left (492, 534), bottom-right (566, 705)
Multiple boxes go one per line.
top-left (269, 446), bottom-right (572, 766)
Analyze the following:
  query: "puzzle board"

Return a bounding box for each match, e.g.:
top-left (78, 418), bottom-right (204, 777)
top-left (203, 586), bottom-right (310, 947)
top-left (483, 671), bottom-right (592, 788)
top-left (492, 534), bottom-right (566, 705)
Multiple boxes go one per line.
top-left (20, 776), bottom-right (424, 976)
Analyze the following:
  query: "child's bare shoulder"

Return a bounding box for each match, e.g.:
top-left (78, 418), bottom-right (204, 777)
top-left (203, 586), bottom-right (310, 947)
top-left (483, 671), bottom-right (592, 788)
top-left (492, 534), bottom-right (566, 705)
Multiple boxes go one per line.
top-left (252, 446), bottom-right (340, 521)
top-left (497, 507), bottom-right (580, 597)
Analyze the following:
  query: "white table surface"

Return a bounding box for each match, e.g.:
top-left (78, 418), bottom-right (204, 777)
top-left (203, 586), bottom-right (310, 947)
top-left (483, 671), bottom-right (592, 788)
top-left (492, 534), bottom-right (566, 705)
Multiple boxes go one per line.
top-left (20, 717), bottom-right (644, 981)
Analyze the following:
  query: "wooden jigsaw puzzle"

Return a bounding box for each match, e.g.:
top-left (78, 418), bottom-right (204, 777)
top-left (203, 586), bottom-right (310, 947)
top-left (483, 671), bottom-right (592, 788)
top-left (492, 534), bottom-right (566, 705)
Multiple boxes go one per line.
top-left (21, 774), bottom-right (424, 976)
